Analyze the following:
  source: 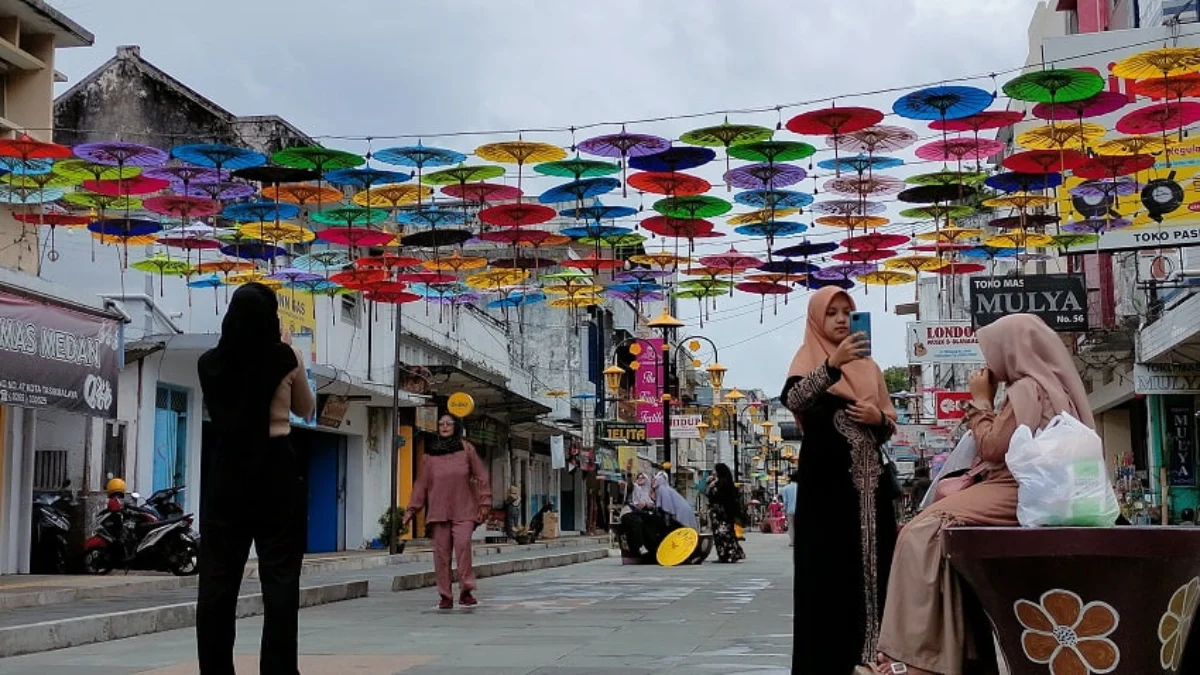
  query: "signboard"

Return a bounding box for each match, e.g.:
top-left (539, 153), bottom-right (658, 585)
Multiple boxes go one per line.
top-left (672, 413), bottom-right (702, 439)
top-left (1167, 397), bottom-right (1198, 488)
top-left (633, 338), bottom-right (664, 437)
top-left (597, 421), bottom-right (647, 443)
top-left (906, 322), bottom-right (984, 364)
top-left (447, 392), bottom-right (475, 418)
top-left (550, 435), bottom-right (566, 470)
top-left (415, 405), bottom-right (438, 433)
top-left (968, 275), bottom-right (1088, 332)
top-left (1134, 362), bottom-right (1200, 395)
top-left (277, 291), bottom-right (317, 361)
top-left (0, 291), bottom-right (121, 417)
top-left (595, 446), bottom-right (620, 480)
top-left (935, 391), bottom-right (973, 426)
top-left (317, 394), bottom-right (348, 428)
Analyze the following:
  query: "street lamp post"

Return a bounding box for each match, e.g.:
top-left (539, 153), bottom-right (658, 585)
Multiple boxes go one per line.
top-left (604, 308), bottom-right (727, 476)
top-left (724, 387), bottom-right (746, 483)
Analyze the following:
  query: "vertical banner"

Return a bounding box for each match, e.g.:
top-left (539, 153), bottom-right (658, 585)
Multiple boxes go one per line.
top-left (634, 338), bottom-right (664, 438)
top-left (550, 435), bottom-right (566, 470)
top-left (1167, 397), bottom-right (1197, 488)
top-left (277, 291), bottom-right (317, 362)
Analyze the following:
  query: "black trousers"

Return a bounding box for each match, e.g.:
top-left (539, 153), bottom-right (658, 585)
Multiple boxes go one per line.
top-left (196, 436), bottom-right (306, 675)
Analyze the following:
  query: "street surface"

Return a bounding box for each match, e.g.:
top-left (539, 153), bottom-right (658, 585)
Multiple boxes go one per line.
top-left (0, 534), bottom-right (793, 674)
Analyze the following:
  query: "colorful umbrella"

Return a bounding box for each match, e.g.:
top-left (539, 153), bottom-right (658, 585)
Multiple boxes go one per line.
top-left (680, 120), bottom-right (774, 180)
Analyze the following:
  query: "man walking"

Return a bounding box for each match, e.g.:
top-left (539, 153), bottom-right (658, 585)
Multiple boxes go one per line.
top-left (780, 471), bottom-right (799, 547)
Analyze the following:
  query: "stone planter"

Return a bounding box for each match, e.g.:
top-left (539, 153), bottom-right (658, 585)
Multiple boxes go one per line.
top-left (945, 527), bottom-right (1200, 675)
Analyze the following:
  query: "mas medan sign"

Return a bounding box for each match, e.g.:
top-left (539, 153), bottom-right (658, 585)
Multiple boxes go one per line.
top-left (969, 275), bottom-right (1088, 333)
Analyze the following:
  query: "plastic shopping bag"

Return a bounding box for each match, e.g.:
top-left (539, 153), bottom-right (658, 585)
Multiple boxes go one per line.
top-left (1006, 412), bottom-right (1119, 527)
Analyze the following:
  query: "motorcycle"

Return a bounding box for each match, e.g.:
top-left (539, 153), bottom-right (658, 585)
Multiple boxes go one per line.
top-left (144, 485), bottom-right (200, 549)
top-left (83, 492), bottom-right (199, 576)
top-left (30, 480), bottom-right (73, 574)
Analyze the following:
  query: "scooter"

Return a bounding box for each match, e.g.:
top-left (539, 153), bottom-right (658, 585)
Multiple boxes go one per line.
top-left (144, 485), bottom-right (200, 549)
top-left (30, 480), bottom-right (73, 574)
top-left (83, 492), bottom-right (199, 576)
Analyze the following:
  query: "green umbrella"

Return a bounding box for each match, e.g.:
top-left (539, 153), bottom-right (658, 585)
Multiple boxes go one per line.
top-left (907, 170), bottom-right (989, 187)
top-left (311, 206), bottom-right (389, 227)
top-left (421, 164), bottom-right (506, 186)
top-left (728, 140), bottom-right (816, 164)
top-left (681, 120), bottom-right (775, 181)
top-left (534, 156), bottom-right (620, 180)
top-left (1002, 69), bottom-right (1105, 105)
top-left (653, 195), bottom-right (732, 220)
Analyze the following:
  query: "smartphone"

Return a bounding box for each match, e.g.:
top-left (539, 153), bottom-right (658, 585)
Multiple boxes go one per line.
top-left (849, 311), bottom-right (872, 356)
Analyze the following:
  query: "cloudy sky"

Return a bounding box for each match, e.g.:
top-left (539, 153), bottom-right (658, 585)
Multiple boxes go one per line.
top-left (48, 0), bottom-right (1047, 393)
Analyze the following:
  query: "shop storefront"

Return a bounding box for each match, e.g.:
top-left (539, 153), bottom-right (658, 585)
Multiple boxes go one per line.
top-left (0, 281), bottom-right (122, 574)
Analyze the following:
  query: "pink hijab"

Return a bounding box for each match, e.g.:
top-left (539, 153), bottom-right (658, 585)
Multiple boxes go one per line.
top-left (977, 314), bottom-right (1094, 430)
top-left (786, 287), bottom-right (896, 419)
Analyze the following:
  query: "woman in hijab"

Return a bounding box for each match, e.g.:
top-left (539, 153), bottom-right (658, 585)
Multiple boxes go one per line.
top-left (779, 286), bottom-right (898, 675)
top-left (196, 282), bottom-right (315, 675)
top-left (705, 463), bottom-right (745, 562)
top-left (653, 471), bottom-right (699, 530)
top-left (874, 314), bottom-right (1095, 675)
top-left (404, 414), bottom-right (492, 609)
top-left (629, 472), bottom-right (654, 510)
top-left (618, 472), bottom-right (664, 561)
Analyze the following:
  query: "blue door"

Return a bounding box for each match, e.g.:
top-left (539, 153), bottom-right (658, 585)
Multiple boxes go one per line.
top-left (306, 436), bottom-right (340, 553)
top-left (152, 409), bottom-right (178, 494)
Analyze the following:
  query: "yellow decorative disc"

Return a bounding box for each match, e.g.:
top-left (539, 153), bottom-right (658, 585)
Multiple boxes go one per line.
top-left (656, 527), bottom-right (699, 567)
top-left (734, 524), bottom-right (745, 539)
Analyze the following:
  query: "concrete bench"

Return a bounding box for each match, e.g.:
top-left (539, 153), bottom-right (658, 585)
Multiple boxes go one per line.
top-left (945, 527), bottom-right (1200, 675)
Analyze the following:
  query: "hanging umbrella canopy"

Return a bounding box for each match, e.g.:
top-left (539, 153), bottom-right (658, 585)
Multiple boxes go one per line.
top-left (615, 269), bottom-right (670, 283)
top-left (907, 170), bottom-right (990, 187)
top-left (1031, 91), bottom-right (1129, 121)
top-left (144, 195), bottom-right (221, 219)
top-left (183, 181), bottom-right (257, 201)
top-left (929, 110), bottom-right (1025, 133)
top-left (653, 195), bottom-right (732, 219)
top-left (578, 132), bottom-right (670, 159)
top-left (87, 218), bottom-right (162, 238)
top-left (815, 214), bottom-right (889, 229)
top-left (238, 221), bottom-right (315, 244)
top-left (893, 86), bottom-right (994, 121)
top-left (729, 208), bottom-right (801, 225)
top-left (422, 250), bottom-right (488, 273)
top-left (989, 214), bottom-right (1061, 229)
top-left (728, 140), bottom-right (816, 163)
top-left (1116, 102), bottom-right (1200, 135)
top-left (75, 141), bottom-right (168, 168)
top-left (534, 157), bottom-right (620, 180)
top-left (0, 135), bottom-right (71, 163)
top-left (1063, 217), bottom-right (1133, 234)
top-left (834, 248), bottom-right (895, 264)
top-left (699, 246), bottom-right (764, 273)
top-left (197, 258), bottom-right (257, 274)
top-left (915, 226), bottom-right (984, 243)
top-left (488, 290), bottom-right (547, 309)
top-left (375, 144), bottom-right (465, 171)
top-left (324, 167), bottom-right (410, 189)
top-left (220, 242), bottom-right (287, 261)
top-left (681, 121), bottom-right (773, 150)
top-left (983, 193), bottom-right (1056, 211)
top-left (733, 221), bottom-right (807, 239)
top-left (466, 268), bottom-right (531, 290)
top-left (538, 177), bottom-right (619, 204)
top-left (775, 241), bottom-right (838, 258)
top-left (1003, 69), bottom-right (1106, 104)
top-left (352, 183), bottom-right (434, 208)
top-left (223, 200), bottom-right (302, 223)
top-left (985, 172), bottom-right (1064, 193)
top-left (844, 233), bottom-right (910, 250)
top-left (442, 182), bottom-right (522, 203)
top-left (357, 253), bottom-right (423, 270)
top-left (559, 203), bottom-right (636, 222)
top-left (262, 183), bottom-right (344, 206)
top-left (562, 252), bottom-right (625, 273)
top-left (330, 268), bottom-right (388, 289)
top-left (931, 262), bottom-right (986, 276)
top-left (1073, 154), bottom-right (1156, 180)
top-left (421, 164), bottom-right (506, 186)
top-left (490, 256), bottom-right (560, 270)
top-left (293, 251), bottom-right (353, 272)
top-left (828, 125), bottom-right (918, 154)
top-left (627, 171), bottom-right (711, 196)
top-left (1002, 148), bottom-right (1089, 174)
top-left (787, 107), bottom-right (883, 136)
top-left (817, 155), bottom-right (904, 175)
top-left (724, 163), bottom-right (807, 190)
top-left (915, 138), bottom-right (1005, 163)
top-left (480, 202), bottom-right (557, 228)
top-left (896, 184), bottom-right (976, 205)
top-left (734, 189), bottom-right (813, 210)
top-left (55, 159), bottom-right (140, 182)
top-left (1133, 73), bottom-right (1200, 100)
top-left (629, 251), bottom-right (692, 268)
top-left (131, 254), bottom-right (192, 276)
top-left (1051, 233), bottom-right (1101, 249)
top-left (983, 232), bottom-right (1055, 248)
top-left (1112, 47), bottom-right (1200, 80)
top-left (82, 175), bottom-right (170, 196)
top-left (12, 212), bottom-right (90, 227)
top-left (0, 185), bottom-right (62, 204)
top-left (317, 227), bottom-right (395, 248)
top-left (267, 268), bottom-right (324, 285)
top-left (759, 259), bottom-right (820, 276)
top-left (1016, 123), bottom-right (1107, 151)
top-left (273, 146), bottom-right (365, 172)
top-left (311, 205), bottom-right (389, 227)
top-left (172, 143), bottom-right (266, 171)
top-left (885, 255), bottom-right (946, 274)
top-left (396, 206), bottom-right (468, 229)
top-left (813, 263), bottom-right (875, 281)
top-left (629, 147), bottom-right (716, 173)
top-left (476, 140), bottom-right (566, 166)
top-left (480, 229), bottom-right (554, 247)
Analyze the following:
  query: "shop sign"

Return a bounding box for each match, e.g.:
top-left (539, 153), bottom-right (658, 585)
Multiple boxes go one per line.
top-left (597, 420), bottom-right (647, 442)
top-left (415, 405), bottom-right (438, 433)
top-left (277, 291), bottom-right (317, 359)
top-left (935, 391), bottom-right (973, 426)
top-left (672, 413), bottom-right (702, 439)
top-left (1166, 398), bottom-right (1198, 487)
top-left (633, 337), bottom-right (664, 437)
top-left (595, 446), bottom-right (620, 479)
top-left (968, 275), bottom-right (1088, 332)
top-left (0, 291), bottom-right (121, 417)
top-left (906, 322), bottom-right (984, 364)
top-left (1135, 363), bottom-right (1200, 395)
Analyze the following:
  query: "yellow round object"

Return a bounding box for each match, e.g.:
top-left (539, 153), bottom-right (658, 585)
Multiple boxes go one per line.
top-left (628, 342), bottom-right (642, 356)
top-left (105, 477), bottom-right (126, 493)
top-left (656, 528), bottom-right (699, 567)
top-left (447, 392), bottom-right (475, 418)
top-left (734, 524), bottom-right (745, 539)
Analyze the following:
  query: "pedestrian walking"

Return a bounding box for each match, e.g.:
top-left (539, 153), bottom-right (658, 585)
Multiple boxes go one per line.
top-left (779, 471), bottom-right (799, 546)
top-left (875, 314), bottom-right (1094, 675)
top-left (404, 414), bottom-right (492, 609)
top-left (780, 286), bottom-right (899, 675)
top-left (705, 463), bottom-right (745, 563)
top-left (195, 282), bottom-right (315, 675)
top-left (504, 485), bottom-right (521, 541)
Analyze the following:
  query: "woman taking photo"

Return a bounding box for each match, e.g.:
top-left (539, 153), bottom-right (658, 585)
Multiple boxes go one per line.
top-left (705, 463), bottom-right (745, 563)
top-left (875, 314), bottom-right (1094, 675)
top-left (405, 414), bottom-right (492, 609)
top-left (780, 286), bottom-right (898, 675)
top-left (196, 283), bottom-right (315, 674)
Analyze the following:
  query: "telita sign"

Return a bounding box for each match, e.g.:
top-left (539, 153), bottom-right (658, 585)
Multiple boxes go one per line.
top-left (968, 275), bottom-right (1088, 332)
top-left (1134, 363), bottom-right (1200, 395)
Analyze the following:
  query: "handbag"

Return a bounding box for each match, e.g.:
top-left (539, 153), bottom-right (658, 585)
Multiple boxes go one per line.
top-left (881, 449), bottom-right (903, 500)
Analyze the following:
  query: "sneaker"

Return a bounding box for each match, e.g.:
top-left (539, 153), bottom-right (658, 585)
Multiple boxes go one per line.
top-left (438, 595), bottom-right (453, 610)
top-left (459, 590), bottom-right (478, 606)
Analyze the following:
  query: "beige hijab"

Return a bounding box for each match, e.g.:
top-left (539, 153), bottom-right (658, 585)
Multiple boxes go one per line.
top-left (977, 314), bottom-right (1094, 430)
top-left (786, 286), bottom-right (896, 420)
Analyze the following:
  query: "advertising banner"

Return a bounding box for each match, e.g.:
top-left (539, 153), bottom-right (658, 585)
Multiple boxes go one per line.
top-left (1134, 362), bottom-right (1200, 395)
top-left (935, 391), bottom-right (973, 426)
top-left (968, 275), bottom-right (1088, 332)
top-left (633, 338), bottom-right (664, 437)
top-left (906, 322), bottom-right (983, 364)
top-left (672, 413), bottom-right (702, 439)
top-left (0, 291), bottom-right (121, 417)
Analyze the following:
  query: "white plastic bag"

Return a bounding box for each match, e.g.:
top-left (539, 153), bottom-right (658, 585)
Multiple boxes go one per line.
top-left (1006, 412), bottom-right (1119, 527)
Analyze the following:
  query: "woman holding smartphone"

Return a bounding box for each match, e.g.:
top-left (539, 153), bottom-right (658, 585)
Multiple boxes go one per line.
top-left (780, 286), bottom-right (898, 675)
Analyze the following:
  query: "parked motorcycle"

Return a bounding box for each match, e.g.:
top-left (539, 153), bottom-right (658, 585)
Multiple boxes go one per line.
top-left (83, 491), bottom-right (198, 576)
top-left (30, 480), bottom-right (73, 574)
top-left (143, 485), bottom-right (200, 549)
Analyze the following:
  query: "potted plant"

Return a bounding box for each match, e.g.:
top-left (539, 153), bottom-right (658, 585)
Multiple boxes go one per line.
top-left (378, 506), bottom-right (408, 554)
top-left (514, 526), bottom-right (532, 545)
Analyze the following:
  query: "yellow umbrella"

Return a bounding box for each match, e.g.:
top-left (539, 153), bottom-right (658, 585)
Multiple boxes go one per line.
top-left (227, 270), bottom-right (282, 289)
top-left (885, 255), bottom-right (946, 273)
top-left (982, 193), bottom-right (1055, 211)
top-left (728, 208), bottom-right (800, 225)
top-left (1113, 47), bottom-right (1200, 80)
top-left (629, 251), bottom-right (692, 269)
top-left (466, 268), bottom-right (529, 291)
top-left (1017, 123), bottom-right (1107, 151)
top-left (857, 270), bottom-right (915, 309)
top-left (548, 295), bottom-right (602, 309)
top-left (984, 232), bottom-right (1054, 249)
top-left (238, 221), bottom-right (316, 244)
top-left (544, 283), bottom-right (605, 296)
top-left (815, 215), bottom-right (889, 230)
top-left (915, 227), bottom-right (983, 243)
top-left (1098, 135), bottom-right (1172, 156)
top-left (422, 250), bottom-right (488, 274)
top-left (353, 183), bottom-right (432, 208)
top-left (475, 140), bottom-right (566, 197)
top-left (93, 233), bottom-right (158, 247)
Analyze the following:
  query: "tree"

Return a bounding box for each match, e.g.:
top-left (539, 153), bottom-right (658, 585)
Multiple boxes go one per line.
top-left (883, 365), bottom-right (909, 394)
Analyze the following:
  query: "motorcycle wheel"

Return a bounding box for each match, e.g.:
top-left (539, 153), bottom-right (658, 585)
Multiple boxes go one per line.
top-left (83, 548), bottom-right (112, 575)
top-left (50, 535), bottom-right (67, 574)
top-left (170, 539), bottom-right (199, 576)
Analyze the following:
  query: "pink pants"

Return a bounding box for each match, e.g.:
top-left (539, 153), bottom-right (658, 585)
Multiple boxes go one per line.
top-left (430, 520), bottom-right (476, 598)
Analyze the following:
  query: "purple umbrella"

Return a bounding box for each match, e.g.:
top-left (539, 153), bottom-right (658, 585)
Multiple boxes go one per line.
top-left (577, 131), bottom-right (670, 196)
top-left (723, 162), bottom-right (807, 190)
top-left (813, 263), bottom-right (875, 281)
top-left (1064, 217), bottom-right (1133, 234)
top-left (73, 141), bottom-right (168, 168)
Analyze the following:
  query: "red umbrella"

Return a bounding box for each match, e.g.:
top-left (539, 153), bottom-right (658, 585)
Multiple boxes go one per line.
top-left (626, 171), bottom-right (711, 196)
top-left (82, 176), bottom-right (171, 197)
top-left (932, 262), bottom-right (986, 275)
top-left (0, 135), bottom-right (71, 162)
top-left (1073, 154), bottom-right (1156, 181)
top-left (317, 227), bottom-right (394, 248)
top-left (479, 203), bottom-right (556, 228)
top-left (356, 254), bottom-right (423, 270)
top-left (735, 281), bottom-right (792, 322)
top-left (787, 106), bottom-right (884, 173)
top-left (1002, 149), bottom-right (1088, 174)
top-left (700, 246), bottom-right (764, 295)
top-left (562, 252), bottom-right (625, 277)
top-left (442, 182), bottom-right (522, 203)
top-left (833, 249), bottom-right (895, 263)
top-left (1134, 73), bottom-right (1200, 101)
top-left (1116, 102), bottom-right (1200, 163)
top-left (330, 268), bottom-right (387, 289)
top-left (144, 195), bottom-right (221, 219)
top-left (396, 271), bottom-right (457, 284)
top-left (843, 234), bottom-right (910, 251)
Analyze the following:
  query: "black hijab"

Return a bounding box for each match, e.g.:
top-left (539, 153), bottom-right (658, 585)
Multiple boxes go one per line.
top-left (427, 415), bottom-right (465, 456)
top-left (712, 462), bottom-right (742, 521)
top-left (198, 283), bottom-right (298, 443)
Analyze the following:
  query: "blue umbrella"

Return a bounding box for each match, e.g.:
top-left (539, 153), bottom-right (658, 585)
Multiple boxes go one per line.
top-left (560, 224), bottom-right (631, 240)
top-left (892, 86), bottom-right (994, 122)
top-left (223, 201), bottom-right (301, 223)
top-left (734, 221), bottom-right (808, 241)
top-left (538, 177), bottom-right (619, 205)
top-left (817, 155), bottom-right (904, 175)
top-left (396, 207), bottom-right (467, 228)
top-left (374, 144), bottom-right (466, 206)
top-left (187, 274), bottom-right (227, 313)
top-left (629, 147), bottom-right (715, 173)
top-left (487, 290), bottom-right (546, 309)
top-left (758, 259), bottom-right (821, 275)
top-left (171, 143), bottom-right (267, 171)
top-left (985, 172), bottom-right (1063, 193)
top-left (558, 203), bottom-right (637, 221)
top-left (324, 168), bottom-right (409, 188)
top-left (735, 190), bottom-right (814, 210)
top-left (0, 158), bottom-right (50, 175)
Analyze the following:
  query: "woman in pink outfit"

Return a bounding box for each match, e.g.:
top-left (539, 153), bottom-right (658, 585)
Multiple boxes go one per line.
top-left (404, 414), bottom-right (492, 609)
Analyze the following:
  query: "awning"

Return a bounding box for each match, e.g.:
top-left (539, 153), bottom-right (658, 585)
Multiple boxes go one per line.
top-left (425, 364), bottom-right (550, 425)
top-left (511, 418), bottom-right (581, 443)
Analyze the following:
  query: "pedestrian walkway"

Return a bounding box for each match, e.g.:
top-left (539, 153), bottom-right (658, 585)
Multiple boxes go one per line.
top-left (0, 536), bottom-right (611, 659)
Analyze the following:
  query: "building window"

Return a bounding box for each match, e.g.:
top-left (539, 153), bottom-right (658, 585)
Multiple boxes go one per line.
top-left (341, 293), bottom-right (361, 326)
top-left (33, 450), bottom-right (67, 491)
top-left (103, 421), bottom-right (126, 483)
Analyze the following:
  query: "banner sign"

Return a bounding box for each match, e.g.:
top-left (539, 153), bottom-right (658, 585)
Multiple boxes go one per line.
top-left (1167, 398), bottom-right (1198, 488)
top-left (968, 275), bottom-right (1088, 332)
top-left (672, 413), bottom-right (702, 439)
top-left (935, 391), bottom-right (973, 425)
top-left (595, 446), bottom-right (620, 480)
top-left (906, 322), bottom-right (983, 364)
top-left (597, 421), bottom-right (647, 443)
top-left (633, 338), bottom-right (664, 437)
top-left (0, 291), bottom-right (121, 417)
top-left (1134, 362), bottom-right (1200, 395)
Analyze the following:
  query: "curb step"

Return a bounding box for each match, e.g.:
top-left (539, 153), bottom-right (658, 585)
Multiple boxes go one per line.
top-left (391, 547), bottom-right (613, 592)
top-left (0, 580), bottom-right (368, 659)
